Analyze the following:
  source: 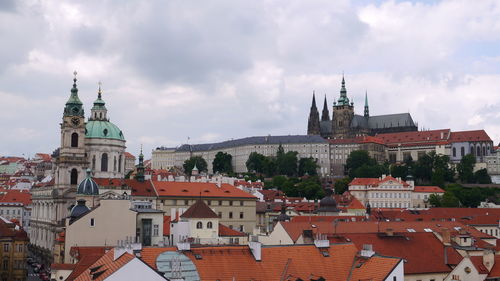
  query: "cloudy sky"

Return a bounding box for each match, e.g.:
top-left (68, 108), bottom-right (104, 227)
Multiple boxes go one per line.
top-left (1, 0), bottom-right (500, 159)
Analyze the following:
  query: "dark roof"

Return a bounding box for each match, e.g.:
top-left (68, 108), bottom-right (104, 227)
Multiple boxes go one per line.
top-left (351, 113), bottom-right (416, 129)
top-left (180, 200), bottom-right (219, 219)
top-left (320, 120), bottom-right (332, 134)
top-left (174, 135), bottom-right (327, 152)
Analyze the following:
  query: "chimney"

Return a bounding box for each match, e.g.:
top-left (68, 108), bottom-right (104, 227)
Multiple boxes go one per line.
top-left (249, 241), bottom-right (262, 261)
top-left (441, 228), bottom-right (451, 245)
top-left (483, 249), bottom-right (495, 271)
top-left (385, 228), bottom-right (394, 236)
top-left (361, 244), bottom-right (375, 258)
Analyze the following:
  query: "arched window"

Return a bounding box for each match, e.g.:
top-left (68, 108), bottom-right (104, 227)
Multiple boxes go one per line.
top-left (71, 133), bottom-right (78, 147)
top-left (92, 155), bottom-right (96, 170)
top-left (452, 147), bottom-right (456, 157)
top-left (207, 222), bottom-right (213, 229)
top-left (471, 146), bottom-right (475, 155)
top-left (114, 156), bottom-right (117, 171)
top-left (461, 147), bottom-right (465, 157)
top-left (196, 222), bottom-right (203, 229)
top-left (100, 113), bottom-right (102, 119)
top-left (70, 169), bottom-right (78, 185)
top-left (101, 153), bottom-right (108, 172)
top-left (118, 155), bottom-right (122, 173)
top-left (483, 146), bottom-right (486, 156)
top-left (477, 146), bottom-right (481, 156)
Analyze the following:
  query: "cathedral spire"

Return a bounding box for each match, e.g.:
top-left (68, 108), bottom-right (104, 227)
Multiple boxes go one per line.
top-left (64, 71), bottom-right (84, 117)
top-left (307, 91), bottom-right (320, 135)
top-left (136, 145), bottom-right (145, 182)
top-left (364, 91), bottom-right (369, 117)
top-left (321, 94), bottom-right (330, 121)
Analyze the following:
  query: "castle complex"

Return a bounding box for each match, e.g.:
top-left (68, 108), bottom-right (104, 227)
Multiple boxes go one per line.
top-left (307, 76), bottom-right (418, 139)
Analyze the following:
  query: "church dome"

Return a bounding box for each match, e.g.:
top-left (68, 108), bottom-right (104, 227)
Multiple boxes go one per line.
top-left (77, 169), bottom-right (99, 195)
top-left (317, 189), bottom-right (340, 213)
top-left (85, 120), bottom-right (125, 141)
top-left (70, 199), bottom-right (90, 221)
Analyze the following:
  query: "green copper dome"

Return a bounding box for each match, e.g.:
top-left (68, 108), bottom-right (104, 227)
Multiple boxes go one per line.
top-left (85, 120), bottom-right (125, 141)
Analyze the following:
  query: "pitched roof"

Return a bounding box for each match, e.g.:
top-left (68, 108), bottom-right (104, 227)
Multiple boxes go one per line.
top-left (180, 200), bottom-right (219, 219)
top-left (124, 152), bottom-right (136, 159)
top-left (349, 176), bottom-right (409, 187)
top-left (0, 189), bottom-right (32, 205)
top-left (218, 223), bottom-right (245, 237)
top-left (153, 181), bottom-right (256, 199)
top-left (376, 129), bottom-right (450, 145)
top-left (343, 232), bottom-right (462, 274)
top-left (72, 249), bottom-right (134, 281)
top-left (414, 186), bottom-right (445, 193)
top-left (450, 130), bottom-right (492, 142)
top-left (93, 178), bottom-right (157, 197)
top-left (469, 256), bottom-right (490, 275)
top-left (488, 255), bottom-right (500, 278)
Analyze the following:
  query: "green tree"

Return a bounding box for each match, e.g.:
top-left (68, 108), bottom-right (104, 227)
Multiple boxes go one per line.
top-left (212, 152), bottom-right (233, 174)
top-left (431, 168), bottom-right (445, 187)
top-left (390, 165), bottom-right (408, 180)
top-left (441, 191), bottom-right (460, 207)
top-left (428, 193), bottom-right (442, 207)
top-left (278, 151), bottom-right (299, 177)
top-left (415, 153), bottom-right (433, 182)
top-left (474, 168), bottom-right (492, 184)
top-left (346, 150), bottom-right (376, 178)
top-left (457, 154), bottom-right (476, 183)
top-left (334, 177), bottom-right (350, 194)
top-left (272, 175), bottom-right (288, 190)
top-left (263, 157), bottom-right (277, 177)
top-left (298, 157), bottom-right (318, 176)
top-left (246, 152), bottom-right (266, 174)
top-left (183, 156), bottom-right (208, 176)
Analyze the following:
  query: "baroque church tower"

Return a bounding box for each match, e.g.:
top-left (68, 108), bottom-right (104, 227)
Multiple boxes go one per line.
top-left (307, 92), bottom-right (320, 135)
top-left (55, 72), bottom-right (89, 188)
top-left (332, 76), bottom-right (354, 139)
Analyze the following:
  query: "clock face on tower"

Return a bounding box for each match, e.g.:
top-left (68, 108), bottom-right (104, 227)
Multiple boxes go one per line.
top-left (71, 117), bottom-right (80, 126)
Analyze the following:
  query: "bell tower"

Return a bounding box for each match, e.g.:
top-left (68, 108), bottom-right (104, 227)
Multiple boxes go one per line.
top-left (332, 76), bottom-right (354, 139)
top-left (55, 71), bottom-right (88, 188)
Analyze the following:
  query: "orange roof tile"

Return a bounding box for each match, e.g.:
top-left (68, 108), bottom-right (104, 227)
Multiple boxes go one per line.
top-left (218, 223), bottom-right (245, 237)
top-left (163, 216), bottom-right (171, 236)
top-left (469, 256), bottom-right (490, 275)
top-left (140, 247), bottom-right (177, 270)
top-left (72, 249), bottom-right (134, 281)
top-left (124, 152), bottom-right (136, 159)
top-left (180, 200), bottom-right (219, 219)
top-left (414, 186), bottom-right (445, 193)
top-left (376, 129), bottom-right (451, 145)
top-left (350, 256), bottom-right (402, 281)
top-left (153, 181), bottom-right (256, 199)
top-left (0, 189), bottom-right (31, 205)
top-left (488, 255), bottom-right (500, 278)
top-left (450, 130), bottom-right (492, 142)
top-left (343, 232), bottom-right (462, 274)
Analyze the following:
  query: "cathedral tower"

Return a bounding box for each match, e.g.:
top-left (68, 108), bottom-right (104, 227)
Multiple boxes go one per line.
top-left (307, 92), bottom-right (321, 135)
top-left (364, 91), bottom-right (369, 117)
top-left (332, 76), bottom-right (354, 139)
top-left (56, 72), bottom-right (88, 187)
top-left (321, 95), bottom-right (330, 121)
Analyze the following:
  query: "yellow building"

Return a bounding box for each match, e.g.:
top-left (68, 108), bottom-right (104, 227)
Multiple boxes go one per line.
top-left (0, 217), bottom-right (28, 281)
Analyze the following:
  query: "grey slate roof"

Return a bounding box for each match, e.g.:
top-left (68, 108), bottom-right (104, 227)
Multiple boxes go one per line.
top-left (320, 120), bottom-right (332, 134)
top-left (174, 135), bottom-right (328, 152)
top-left (351, 113), bottom-right (415, 129)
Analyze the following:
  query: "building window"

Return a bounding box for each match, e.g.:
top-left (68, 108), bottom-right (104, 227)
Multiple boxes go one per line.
top-left (240, 212), bottom-right (244, 219)
top-left (207, 200), bottom-right (211, 206)
top-left (239, 225), bottom-right (244, 231)
top-left (229, 212), bottom-right (233, 219)
top-left (240, 201), bottom-right (244, 206)
top-left (452, 147), bottom-right (456, 157)
top-left (184, 200), bottom-right (189, 205)
top-left (2, 259), bottom-right (8, 270)
top-left (90, 218), bottom-right (95, 227)
top-left (461, 147), bottom-right (465, 157)
top-left (477, 146), bottom-right (481, 156)
top-left (196, 221), bottom-right (203, 229)
top-left (207, 222), bottom-right (213, 229)
top-left (113, 156), bottom-right (117, 171)
top-left (71, 132), bottom-right (78, 148)
top-left (229, 201), bottom-right (233, 206)
top-left (70, 168), bottom-right (78, 185)
top-left (3, 244), bottom-right (9, 252)
top-left (118, 155), bottom-right (122, 173)
top-left (219, 201), bottom-right (223, 206)
top-left (218, 212), bottom-right (222, 218)
top-left (101, 153), bottom-right (108, 172)
top-left (153, 224), bottom-right (159, 236)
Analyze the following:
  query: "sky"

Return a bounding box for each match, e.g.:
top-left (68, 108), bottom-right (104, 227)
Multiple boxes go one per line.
top-left (1, 0), bottom-right (500, 159)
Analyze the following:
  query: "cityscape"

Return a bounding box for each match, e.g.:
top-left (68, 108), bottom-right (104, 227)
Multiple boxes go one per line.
top-left (1, 1), bottom-right (500, 281)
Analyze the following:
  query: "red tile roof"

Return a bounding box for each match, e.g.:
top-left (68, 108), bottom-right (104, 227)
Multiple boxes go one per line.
top-left (180, 200), bottom-right (219, 219)
top-left (93, 178), bottom-right (157, 197)
top-left (414, 186), bottom-right (445, 193)
top-left (72, 249), bottom-right (134, 281)
top-left (139, 247), bottom-right (177, 270)
top-left (349, 176), bottom-right (409, 187)
top-left (488, 255), bottom-right (500, 278)
top-left (124, 152), bottom-right (136, 159)
top-left (218, 223), bottom-right (246, 237)
top-left (153, 181), bottom-right (256, 199)
top-left (469, 256), bottom-right (490, 275)
top-left (450, 130), bottom-right (492, 142)
top-left (342, 232), bottom-right (462, 274)
top-left (163, 216), bottom-right (171, 236)
top-left (0, 189), bottom-right (32, 205)
top-left (376, 129), bottom-right (451, 145)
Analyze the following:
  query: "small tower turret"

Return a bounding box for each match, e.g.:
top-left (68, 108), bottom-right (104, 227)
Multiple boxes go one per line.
top-left (90, 82), bottom-right (108, 121)
top-left (136, 145), bottom-right (145, 182)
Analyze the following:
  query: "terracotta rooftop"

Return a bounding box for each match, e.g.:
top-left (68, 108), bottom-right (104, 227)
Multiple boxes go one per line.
top-left (376, 129), bottom-right (451, 144)
top-left (342, 232), bottom-right (462, 274)
top-left (124, 152), bottom-right (136, 159)
top-left (0, 189), bottom-right (32, 205)
top-left (414, 186), bottom-right (445, 193)
top-left (163, 216), bottom-right (171, 236)
top-left (450, 130), bottom-right (492, 142)
top-left (180, 200), bottom-right (219, 219)
top-left (469, 255), bottom-right (490, 275)
top-left (349, 175), bottom-right (410, 187)
top-left (72, 249), bottom-right (134, 281)
top-left (153, 181), bottom-right (256, 199)
top-left (218, 223), bottom-right (246, 237)
top-left (488, 255), bottom-right (500, 278)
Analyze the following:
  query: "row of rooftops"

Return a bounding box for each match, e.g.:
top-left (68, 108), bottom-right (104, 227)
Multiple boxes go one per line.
top-left (328, 128), bottom-right (493, 146)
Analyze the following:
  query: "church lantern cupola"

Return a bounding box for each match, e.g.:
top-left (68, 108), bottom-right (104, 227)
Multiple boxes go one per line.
top-left (136, 146), bottom-right (145, 182)
top-left (64, 71), bottom-right (84, 117)
top-left (90, 82), bottom-right (108, 121)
